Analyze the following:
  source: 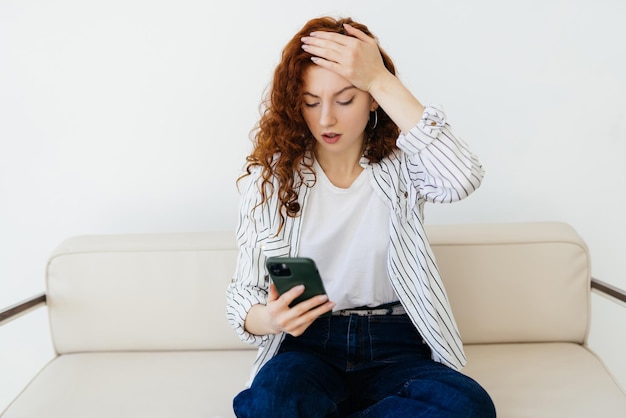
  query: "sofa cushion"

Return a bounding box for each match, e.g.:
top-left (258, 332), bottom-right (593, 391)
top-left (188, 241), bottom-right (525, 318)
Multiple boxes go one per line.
top-left (463, 343), bottom-right (626, 417)
top-left (7, 344), bottom-right (623, 418)
top-left (428, 222), bottom-right (590, 344)
top-left (1, 350), bottom-right (257, 418)
top-left (46, 232), bottom-right (250, 354)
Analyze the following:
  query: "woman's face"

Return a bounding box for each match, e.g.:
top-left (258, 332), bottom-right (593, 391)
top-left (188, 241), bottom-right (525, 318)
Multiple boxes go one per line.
top-left (301, 65), bottom-right (376, 159)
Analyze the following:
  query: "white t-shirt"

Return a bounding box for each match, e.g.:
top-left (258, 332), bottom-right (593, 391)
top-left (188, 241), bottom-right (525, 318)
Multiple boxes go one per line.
top-left (298, 160), bottom-right (398, 310)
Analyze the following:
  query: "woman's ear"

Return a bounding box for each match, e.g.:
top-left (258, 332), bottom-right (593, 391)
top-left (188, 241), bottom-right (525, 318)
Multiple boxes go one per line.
top-left (371, 100), bottom-right (379, 112)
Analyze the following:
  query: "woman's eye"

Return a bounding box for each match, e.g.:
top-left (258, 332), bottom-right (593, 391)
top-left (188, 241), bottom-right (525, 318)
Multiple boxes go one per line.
top-left (304, 102), bottom-right (319, 108)
top-left (338, 98), bottom-right (354, 106)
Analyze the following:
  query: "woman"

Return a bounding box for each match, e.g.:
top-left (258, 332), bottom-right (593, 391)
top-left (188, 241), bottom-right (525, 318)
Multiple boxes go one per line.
top-left (227, 16), bottom-right (496, 418)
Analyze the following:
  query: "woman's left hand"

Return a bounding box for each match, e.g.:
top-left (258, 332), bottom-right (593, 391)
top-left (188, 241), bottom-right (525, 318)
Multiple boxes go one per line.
top-left (302, 23), bottom-right (425, 134)
top-left (301, 23), bottom-right (388, 93)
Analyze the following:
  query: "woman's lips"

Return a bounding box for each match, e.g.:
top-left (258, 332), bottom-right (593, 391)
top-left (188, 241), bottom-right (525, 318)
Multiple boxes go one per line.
top-left (321, 133), bottom-right (342, 144)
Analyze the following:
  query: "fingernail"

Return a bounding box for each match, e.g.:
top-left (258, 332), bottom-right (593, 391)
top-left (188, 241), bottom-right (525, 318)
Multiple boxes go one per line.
top-left (318, 294), bottom-right (328, 302)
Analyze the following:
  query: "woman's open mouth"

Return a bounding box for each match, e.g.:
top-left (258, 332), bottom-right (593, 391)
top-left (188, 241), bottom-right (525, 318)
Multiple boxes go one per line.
top-left (321, 133), bottom-right (342, 144)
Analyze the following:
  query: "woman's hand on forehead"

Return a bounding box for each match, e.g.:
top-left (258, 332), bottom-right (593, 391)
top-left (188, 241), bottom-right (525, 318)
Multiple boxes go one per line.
top-left (301, 23), bottom-right (388, 93)
top-left (302, 23), bottom-right (424, 133)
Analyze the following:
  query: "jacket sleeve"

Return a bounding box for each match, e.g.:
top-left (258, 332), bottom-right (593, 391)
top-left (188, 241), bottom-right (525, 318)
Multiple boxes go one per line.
top-left (396, 104), bottom-right (485, 204)
top-left (226, 168), bottom-right (271, 347)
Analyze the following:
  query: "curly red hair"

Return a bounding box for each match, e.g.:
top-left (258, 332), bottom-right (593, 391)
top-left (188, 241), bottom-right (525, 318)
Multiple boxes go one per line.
top-left (242, 17), bottom-right (400, 231)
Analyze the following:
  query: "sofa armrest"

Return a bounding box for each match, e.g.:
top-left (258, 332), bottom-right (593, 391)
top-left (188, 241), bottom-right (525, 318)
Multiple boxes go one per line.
top-left (591, 278), bottom-right (626, 304)
top-left (0, 293), bottom-right (47, 326)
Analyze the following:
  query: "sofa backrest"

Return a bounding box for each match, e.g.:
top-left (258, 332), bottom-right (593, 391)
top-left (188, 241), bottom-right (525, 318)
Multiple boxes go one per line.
top-left (47, 231), bottom-right (250, 354)
top-left (46, 222), bottom-right (591, 354)
top-left (427, 222), bottom-right (591, 345)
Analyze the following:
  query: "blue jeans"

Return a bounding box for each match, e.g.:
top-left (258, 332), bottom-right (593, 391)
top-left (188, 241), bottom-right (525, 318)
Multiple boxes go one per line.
top-left (233, 314), bottom-right (496, 417)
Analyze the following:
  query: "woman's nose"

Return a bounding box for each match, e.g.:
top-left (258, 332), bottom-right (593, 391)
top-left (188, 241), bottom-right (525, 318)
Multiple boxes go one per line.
top-left (319, 105), bottom-right (336, 127)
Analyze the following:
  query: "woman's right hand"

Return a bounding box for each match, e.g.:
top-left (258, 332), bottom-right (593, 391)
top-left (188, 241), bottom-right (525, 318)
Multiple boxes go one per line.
top-left (246, 283), bottom-right (335, 337)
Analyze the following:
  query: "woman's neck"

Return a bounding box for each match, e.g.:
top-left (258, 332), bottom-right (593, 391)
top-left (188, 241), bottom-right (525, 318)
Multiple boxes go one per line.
top-left (314, 148), bottom-right (364, 189)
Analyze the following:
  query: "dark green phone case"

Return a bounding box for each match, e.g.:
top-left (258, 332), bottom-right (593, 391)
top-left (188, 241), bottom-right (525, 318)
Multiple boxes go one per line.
top-left (265, 257), bottom-right (331, 316)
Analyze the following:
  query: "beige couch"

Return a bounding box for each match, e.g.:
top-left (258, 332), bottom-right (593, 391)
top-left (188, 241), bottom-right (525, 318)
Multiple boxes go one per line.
top-left (1, 222), bottom-right (625, 417)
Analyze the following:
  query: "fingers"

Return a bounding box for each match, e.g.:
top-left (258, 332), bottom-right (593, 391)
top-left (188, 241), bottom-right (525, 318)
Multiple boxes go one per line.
top-left (284, 301), bottom-right (335, 336)
top-left (279, 295), bottom-right (334, 336)
top-left (305, 24), bottom-right (372, 46)
top-left (301, 24), bottom-right (375, 57)
top-left (342, 23), bottom-right (373, 42)
top-left (301, 24), bottom-right (384, 92)
top-left (301, 37), bottom-right (343, 66)
top-left (267, 285), bottom-right (335, 336)
top-left (278, 286), bottom-right (332, 317)
top-left (279, 284), bottom-right (306, 305)
top-left (301, 30), bottom-right (359, 62)
top-left (301, 33), bottom-right (358, 83)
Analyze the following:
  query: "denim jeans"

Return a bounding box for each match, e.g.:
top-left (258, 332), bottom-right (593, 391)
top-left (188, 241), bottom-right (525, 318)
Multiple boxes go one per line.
top-left (233, 314), bottom-right (496, 418)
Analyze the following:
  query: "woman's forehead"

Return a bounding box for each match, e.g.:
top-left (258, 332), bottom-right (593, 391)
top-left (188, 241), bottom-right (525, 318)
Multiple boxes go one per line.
top-left (302, 66), bottom-right (357, 96)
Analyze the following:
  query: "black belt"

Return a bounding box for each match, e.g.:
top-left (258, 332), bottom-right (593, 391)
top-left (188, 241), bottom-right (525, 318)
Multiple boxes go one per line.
top-left (331, 301), bottom-right (405, 316)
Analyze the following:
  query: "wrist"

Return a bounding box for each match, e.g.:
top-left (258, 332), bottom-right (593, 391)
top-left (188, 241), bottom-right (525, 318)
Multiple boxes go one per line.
top-left (367, 69), bottom-right (396, 97)
top-left (245, 303), bottom-right (279, 336)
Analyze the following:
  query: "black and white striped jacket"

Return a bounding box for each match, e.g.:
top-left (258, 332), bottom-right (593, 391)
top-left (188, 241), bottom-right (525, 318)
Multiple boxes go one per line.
top-left (227, 105), bottom-right (484, 384)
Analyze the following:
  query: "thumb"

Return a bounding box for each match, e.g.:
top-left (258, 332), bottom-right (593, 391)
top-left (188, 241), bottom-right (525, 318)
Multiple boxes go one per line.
top-left (268, 282), bottom-right (279, 303)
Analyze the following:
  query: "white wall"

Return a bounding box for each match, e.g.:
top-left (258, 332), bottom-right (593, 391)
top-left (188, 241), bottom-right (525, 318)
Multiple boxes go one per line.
top-left (1, 0), bottom-right (625, 410)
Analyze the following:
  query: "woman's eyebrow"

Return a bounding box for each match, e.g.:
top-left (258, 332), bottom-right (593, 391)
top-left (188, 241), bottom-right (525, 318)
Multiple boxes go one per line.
top-left (303, 85), bottom-right (356, 99)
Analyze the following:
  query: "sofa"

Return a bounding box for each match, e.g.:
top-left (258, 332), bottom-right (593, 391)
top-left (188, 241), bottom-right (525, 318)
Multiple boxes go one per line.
top-left (1, 222), bottom-right (625, 417)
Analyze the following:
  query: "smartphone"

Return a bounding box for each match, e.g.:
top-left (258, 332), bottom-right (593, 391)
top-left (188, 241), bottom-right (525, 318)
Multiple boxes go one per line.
top-left (265, 257), bottom-right (331, 316)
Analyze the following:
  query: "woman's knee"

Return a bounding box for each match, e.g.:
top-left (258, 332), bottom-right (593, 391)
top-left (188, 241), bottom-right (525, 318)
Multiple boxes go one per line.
top-left (401, 368), bottom-right (496, 417)
top-left (454, 375), bottom-right (496, 418)
top-left (233, 352), bottom-right (340, 418)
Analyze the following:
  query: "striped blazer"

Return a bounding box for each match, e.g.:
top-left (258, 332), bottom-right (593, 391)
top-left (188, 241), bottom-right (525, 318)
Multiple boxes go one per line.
top-left (226, 105), bottom-right (484, 384)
